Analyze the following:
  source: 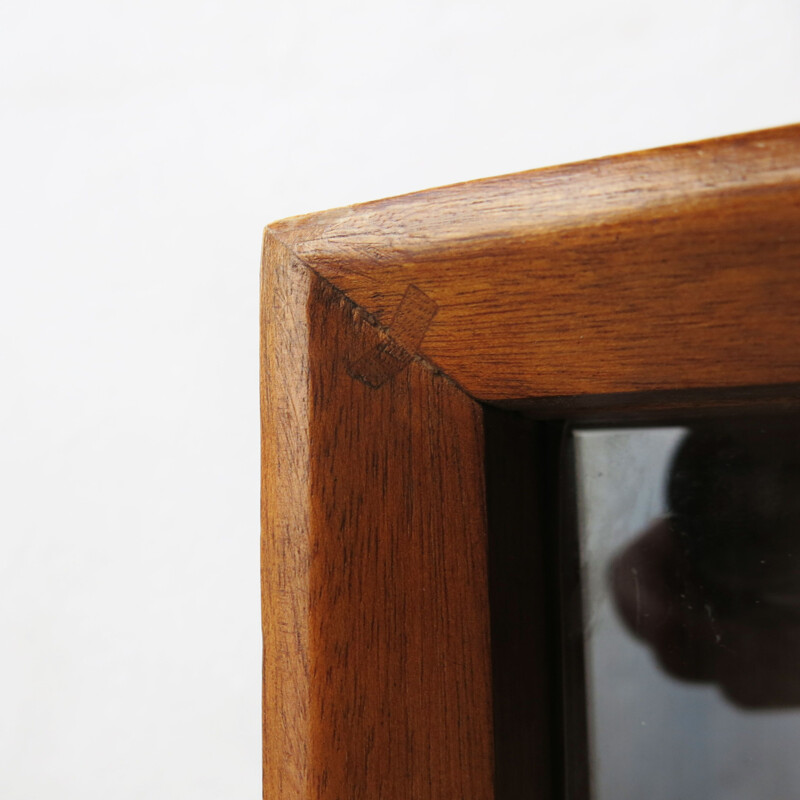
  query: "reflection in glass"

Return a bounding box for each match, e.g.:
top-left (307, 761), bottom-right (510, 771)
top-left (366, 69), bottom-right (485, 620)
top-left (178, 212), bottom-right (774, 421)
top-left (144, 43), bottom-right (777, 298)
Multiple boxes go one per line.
top-left (570, 419), bottom-right (800, 800)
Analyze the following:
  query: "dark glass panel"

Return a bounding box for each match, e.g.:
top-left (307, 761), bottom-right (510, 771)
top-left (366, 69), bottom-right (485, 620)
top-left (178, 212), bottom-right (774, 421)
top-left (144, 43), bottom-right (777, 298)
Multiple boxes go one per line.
top-left (568, 418), bottom-right (800, 800)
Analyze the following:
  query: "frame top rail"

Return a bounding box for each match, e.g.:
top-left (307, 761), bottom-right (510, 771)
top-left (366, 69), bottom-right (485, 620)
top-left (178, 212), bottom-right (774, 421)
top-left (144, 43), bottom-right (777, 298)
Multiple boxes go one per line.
top-left (267, 124), bottom-right (800, 406)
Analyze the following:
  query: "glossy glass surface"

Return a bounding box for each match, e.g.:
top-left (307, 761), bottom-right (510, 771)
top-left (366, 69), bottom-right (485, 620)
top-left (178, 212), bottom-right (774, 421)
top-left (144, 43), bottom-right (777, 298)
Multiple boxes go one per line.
top-left (570, 418), bottom-right (800, 800)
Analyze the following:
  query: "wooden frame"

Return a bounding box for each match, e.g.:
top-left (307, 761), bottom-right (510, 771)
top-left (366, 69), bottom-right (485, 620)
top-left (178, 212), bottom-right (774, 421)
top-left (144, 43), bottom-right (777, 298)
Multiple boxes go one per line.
top-left (261, 124), bottom-right (800, 799)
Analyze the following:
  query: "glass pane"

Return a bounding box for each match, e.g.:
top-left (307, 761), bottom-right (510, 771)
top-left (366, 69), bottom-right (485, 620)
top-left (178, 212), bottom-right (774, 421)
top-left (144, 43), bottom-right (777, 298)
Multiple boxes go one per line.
top-left (569, 418), bottom-right (800, 800)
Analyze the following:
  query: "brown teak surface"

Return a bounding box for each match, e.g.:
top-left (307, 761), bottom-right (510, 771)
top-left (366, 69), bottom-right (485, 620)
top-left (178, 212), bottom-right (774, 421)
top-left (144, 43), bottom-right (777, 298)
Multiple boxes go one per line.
top-left (261, 234), bottom-right (494, 799)
top-left (261, 124), bottom-right (800, 800)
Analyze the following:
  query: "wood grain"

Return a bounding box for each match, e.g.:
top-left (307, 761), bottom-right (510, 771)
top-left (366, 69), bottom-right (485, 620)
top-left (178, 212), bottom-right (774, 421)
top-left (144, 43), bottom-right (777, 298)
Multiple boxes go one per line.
top-left (261, 231), bottom-right (494, 799)
top-left (262, 125), bottom-right (800, 799)
top-left (268, 124), bottom-right (800, 405)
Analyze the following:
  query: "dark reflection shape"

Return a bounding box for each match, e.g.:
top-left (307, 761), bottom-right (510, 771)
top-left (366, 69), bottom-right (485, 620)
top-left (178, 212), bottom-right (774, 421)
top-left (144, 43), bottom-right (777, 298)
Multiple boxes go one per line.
top-left (610, 418), bottom-right (800, 708)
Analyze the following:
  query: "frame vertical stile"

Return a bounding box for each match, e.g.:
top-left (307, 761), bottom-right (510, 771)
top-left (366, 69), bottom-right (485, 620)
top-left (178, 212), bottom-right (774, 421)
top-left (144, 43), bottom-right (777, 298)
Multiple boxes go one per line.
top-left (261, 230), bottom-right (495, 799)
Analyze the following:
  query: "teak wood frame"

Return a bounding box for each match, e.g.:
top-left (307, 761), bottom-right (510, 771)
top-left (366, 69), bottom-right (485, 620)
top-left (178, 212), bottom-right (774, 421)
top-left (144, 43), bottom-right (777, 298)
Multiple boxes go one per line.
top-left (261, 124), bottom-right (800, 800)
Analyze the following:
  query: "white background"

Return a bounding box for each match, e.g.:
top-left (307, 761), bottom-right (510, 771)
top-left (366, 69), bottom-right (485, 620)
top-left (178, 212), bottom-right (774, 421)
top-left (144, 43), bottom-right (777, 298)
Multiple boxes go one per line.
top-left (2, 1), bottom-right (799, 796)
